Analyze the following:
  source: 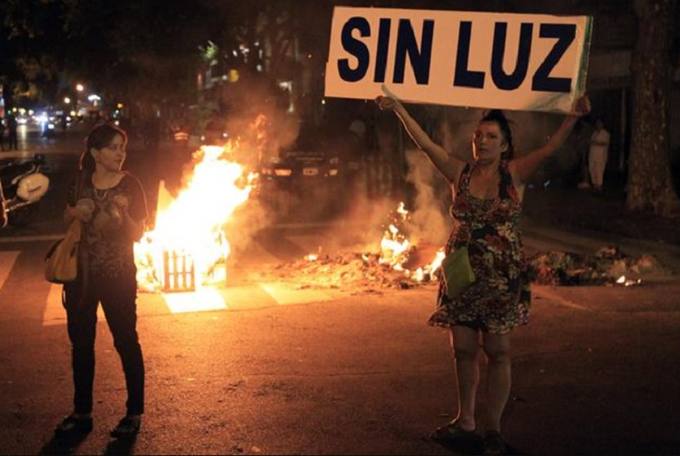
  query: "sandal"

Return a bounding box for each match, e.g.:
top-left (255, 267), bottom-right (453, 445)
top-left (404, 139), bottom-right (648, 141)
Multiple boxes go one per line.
top-left (430, 420), bottom-right (478, 443)
top-left (483, 430), bottom-right (507, 455)
top-left (110, 416), bottom-right (141, 439)
top-left (54, 414), bottom-right (93, 438)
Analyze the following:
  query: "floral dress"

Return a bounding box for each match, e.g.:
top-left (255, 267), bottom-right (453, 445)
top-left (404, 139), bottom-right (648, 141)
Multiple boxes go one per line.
top-left (429, 160), bottom-right (531, 334)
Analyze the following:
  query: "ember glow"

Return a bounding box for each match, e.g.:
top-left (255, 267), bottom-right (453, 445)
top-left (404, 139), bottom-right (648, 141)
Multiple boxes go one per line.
top-left (616, 275), bottom-right (642, 287)
top-left (379, 202), bottom-right (444, 281)
top-left (301, 202), bottom-right (445, 285)
top-left (135, 144), bottom-right (256, 293)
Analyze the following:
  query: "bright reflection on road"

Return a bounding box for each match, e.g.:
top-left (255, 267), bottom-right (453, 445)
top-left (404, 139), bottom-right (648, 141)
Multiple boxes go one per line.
top-left (162, 288), bottom-right (226, 314)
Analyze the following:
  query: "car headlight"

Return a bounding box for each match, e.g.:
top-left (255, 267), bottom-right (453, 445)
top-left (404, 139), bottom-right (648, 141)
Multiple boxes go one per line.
top-left (328, 169), bottom-right (339, 176)
top-left (274, 168), bottom-right (292, 176)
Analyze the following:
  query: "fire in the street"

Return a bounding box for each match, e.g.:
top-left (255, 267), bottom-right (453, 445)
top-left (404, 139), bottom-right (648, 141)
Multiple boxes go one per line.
top-left (616, 275), bottom-right (642, 287)
top-left (134, 144), bottom-right (256, 293)
top-left (302, 201), bottom-right (445, 285)
top-left (378, 202), bottom-right (444, 282)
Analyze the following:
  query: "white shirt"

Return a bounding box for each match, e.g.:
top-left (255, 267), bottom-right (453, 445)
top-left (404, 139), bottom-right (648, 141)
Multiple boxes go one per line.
top-left (590, 129), bottom-right (610, 155)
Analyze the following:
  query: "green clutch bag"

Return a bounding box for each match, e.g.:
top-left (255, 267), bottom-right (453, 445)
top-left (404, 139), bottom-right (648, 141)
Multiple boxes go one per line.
top-left (441, 246), bottom-right (476, 299)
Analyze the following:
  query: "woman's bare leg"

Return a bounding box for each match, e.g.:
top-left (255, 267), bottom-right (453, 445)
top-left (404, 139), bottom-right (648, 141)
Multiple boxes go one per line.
top-left (450, 326), bottom-right (481, 430)
top-left (482, 332), bottom-right (512, 432)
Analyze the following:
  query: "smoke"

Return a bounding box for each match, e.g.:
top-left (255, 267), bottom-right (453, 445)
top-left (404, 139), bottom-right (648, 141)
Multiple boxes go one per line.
top-left (401, 148), bottom-right (449, 246)
top-left (220, 74), bottom-right (301, 159)
top-left (329, 193), bottom-right (401, 252)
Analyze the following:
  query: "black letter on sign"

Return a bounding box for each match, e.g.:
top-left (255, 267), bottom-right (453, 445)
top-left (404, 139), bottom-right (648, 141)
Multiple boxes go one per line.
top-left (338, 17), bottom-right (370, 82)
top-left (531, 23), bottom-right (576, 93)
top-left (374, 18), bottom-right (391, 83)
top-left (454, 21), bottom-right (484, 89)
top-left (491, 22), bottom-right (533, 90)
top-left (393, 19), bottom-right (434, 84)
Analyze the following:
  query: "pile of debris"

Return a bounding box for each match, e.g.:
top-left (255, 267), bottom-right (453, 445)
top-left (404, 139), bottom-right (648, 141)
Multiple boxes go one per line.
top-left (252, 250), bottom-right (440, 292)
top-left (528, 246), bottom-right (664, 286)
top-left (250, 245), bottom-right (664, 293)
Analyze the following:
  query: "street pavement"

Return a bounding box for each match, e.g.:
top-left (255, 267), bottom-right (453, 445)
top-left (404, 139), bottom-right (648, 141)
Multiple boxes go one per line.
top-left (1, 129), bottom-right (679, 455)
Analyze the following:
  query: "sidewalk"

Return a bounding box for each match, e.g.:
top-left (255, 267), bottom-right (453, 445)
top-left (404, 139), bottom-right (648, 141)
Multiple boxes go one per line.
top-left (523, 185), bottom-right (680, 245)
top-left (522, 185), bottom-right (680, 275)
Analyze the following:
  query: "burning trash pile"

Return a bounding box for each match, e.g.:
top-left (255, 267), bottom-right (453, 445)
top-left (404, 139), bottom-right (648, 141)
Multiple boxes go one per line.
top-left (528, 245), bottom-right (664, 286)
top-left (134, 144), bottom-right (256, 293)
top-left (253, 202), bottom-right (446, 292)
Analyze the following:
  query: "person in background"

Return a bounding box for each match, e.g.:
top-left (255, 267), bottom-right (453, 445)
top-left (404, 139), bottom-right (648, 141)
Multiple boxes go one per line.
top-left (376, 91), bottom-right (589, 455)
top-left (0, 116), bottom-right (6, 151)
top-left (54, 123), bottom-right (148, 440)
top-left (588, 118), bottom-right (610, 192)
top-left (7, 114), bottom-right (18, 150)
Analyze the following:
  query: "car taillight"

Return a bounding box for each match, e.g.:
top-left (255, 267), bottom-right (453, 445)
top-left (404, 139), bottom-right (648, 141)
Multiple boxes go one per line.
top-left (274, 168), bottom-right (293, 176)
top-left (303, 168), bottom-right (319, 176)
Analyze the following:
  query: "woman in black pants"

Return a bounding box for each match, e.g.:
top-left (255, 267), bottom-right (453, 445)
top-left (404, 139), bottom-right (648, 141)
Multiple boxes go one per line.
top-left (55, 123), bottom-right (148, 439)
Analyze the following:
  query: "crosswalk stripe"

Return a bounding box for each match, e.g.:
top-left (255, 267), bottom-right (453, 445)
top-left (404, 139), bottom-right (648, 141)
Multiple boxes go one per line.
top-left (0, 251), bottom-right (21, 291)
top-left (42, 284), bottom-right (66, 326)
top-left (41, 280), bottom-right (341, 326)
top-left (42, 283), bottom-right (105, 326)
top-left (259, 281), bottom-right (338, 305)
top-left (162, 288), bottom-right (226, 314)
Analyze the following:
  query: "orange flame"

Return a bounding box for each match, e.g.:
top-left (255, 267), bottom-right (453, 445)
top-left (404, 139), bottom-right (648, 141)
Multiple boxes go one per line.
top-left (134, 143), bottom-right (256, 292)
top-left (378, 202), bottom-right (446, 282)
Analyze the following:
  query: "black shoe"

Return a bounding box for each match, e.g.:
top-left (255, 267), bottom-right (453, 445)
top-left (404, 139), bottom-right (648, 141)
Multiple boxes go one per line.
top-left (430, 420), bottom-right (478, 444)
top-left (483, 430), bottom-right (507, 455)
top-left (110, 416), bottom-right (141, 439)
top-left (54, 415), bottom-right (93, 438)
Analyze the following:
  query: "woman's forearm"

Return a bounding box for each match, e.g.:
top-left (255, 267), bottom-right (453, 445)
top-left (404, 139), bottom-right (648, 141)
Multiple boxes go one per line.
top-left (393, 103), bottom-right (456, 179)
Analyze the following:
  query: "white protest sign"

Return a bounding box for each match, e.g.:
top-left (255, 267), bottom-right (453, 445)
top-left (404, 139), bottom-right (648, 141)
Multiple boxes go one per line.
top-left (325, 7), bottom-right (592, 113)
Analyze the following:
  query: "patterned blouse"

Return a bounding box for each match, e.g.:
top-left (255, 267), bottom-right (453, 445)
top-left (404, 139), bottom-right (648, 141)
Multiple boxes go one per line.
top-left (68, 172), bottom-right (147, 279)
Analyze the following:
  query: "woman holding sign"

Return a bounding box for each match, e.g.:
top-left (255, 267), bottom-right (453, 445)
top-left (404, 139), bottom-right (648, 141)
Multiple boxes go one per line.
top-left (376, 88), bottom-right (589, 454)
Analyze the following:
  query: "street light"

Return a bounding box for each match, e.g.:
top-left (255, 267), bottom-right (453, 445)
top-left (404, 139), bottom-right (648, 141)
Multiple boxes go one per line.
top-left (64, 96), bottom-right (71, 104)
top-left (76, 83), bottom-right (84, 92)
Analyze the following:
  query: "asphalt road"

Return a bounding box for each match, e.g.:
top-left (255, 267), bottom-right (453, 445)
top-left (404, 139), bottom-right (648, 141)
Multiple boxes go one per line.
top-left (1, 128), bottom-right (679, 455)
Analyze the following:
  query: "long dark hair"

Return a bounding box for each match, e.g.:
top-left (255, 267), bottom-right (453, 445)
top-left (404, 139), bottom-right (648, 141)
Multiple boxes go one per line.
top-left (480, 109), bottom-right (514, 160)
top-left (79, 123), bottom-right (128, 173)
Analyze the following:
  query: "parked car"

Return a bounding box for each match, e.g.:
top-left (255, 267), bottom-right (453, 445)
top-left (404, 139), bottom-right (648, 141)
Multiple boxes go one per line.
top-left (258, 122), bottom-right (343, 220)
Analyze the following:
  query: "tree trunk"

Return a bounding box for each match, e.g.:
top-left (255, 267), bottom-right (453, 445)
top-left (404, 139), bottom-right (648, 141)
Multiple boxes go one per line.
top-left (627, 0), bottom-right (680, 216)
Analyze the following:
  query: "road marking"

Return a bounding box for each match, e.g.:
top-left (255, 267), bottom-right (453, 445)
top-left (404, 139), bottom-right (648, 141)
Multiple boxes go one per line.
top-left (43, 283), bottom-right (294, 325)
top-left (42, 283), bottom-right (105, 326)
top-left (534, 286), bottom-right (590, 311)
top-left (163, 288), bottom-right (226, 314)
top-left (259, 281), bottom-right (337, 305)
top-left (0, 251), bottom-right (21, 290)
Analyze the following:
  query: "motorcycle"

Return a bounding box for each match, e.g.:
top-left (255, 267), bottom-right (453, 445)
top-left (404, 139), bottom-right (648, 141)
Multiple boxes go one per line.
top-left (0, 154), bottom-right (50, 228)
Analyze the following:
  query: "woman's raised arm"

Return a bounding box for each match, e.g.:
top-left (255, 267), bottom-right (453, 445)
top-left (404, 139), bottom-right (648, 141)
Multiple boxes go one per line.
top-left (376, 94), bottom-right (465, 184)
top-left (509, 95), bottom-right (590, 184)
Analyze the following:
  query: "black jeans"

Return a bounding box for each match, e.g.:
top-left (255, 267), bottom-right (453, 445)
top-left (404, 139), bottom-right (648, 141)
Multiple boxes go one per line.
top-left (63, 270), bottom-right (144, 415)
